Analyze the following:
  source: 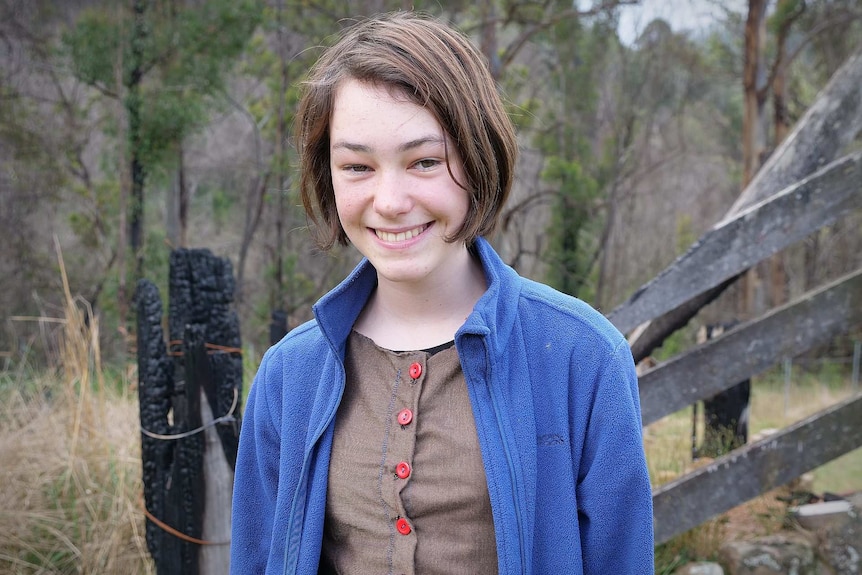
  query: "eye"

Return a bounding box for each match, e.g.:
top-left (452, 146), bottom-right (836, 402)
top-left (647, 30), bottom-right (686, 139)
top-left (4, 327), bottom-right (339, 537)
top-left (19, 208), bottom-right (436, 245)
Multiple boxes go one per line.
top-left (344, 164), bottom-right (371, 173)
top-left (413, 158), bottom-right (441, 171)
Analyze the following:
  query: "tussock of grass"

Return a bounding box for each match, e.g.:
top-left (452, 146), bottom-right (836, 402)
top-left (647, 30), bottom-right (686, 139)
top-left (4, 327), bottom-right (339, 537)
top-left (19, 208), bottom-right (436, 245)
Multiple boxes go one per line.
top-left (0, 244), bottom-right (153, 574)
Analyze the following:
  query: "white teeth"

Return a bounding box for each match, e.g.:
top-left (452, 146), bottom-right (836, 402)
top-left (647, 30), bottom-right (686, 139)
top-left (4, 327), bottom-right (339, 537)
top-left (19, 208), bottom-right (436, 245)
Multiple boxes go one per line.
top-left (376, 225), bottom-right (426, 243)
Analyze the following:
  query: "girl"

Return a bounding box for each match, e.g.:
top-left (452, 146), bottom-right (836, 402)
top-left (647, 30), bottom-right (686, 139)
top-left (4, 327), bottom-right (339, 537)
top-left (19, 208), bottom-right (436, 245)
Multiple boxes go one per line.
top-left (231, 12), bottom-right (654, 575)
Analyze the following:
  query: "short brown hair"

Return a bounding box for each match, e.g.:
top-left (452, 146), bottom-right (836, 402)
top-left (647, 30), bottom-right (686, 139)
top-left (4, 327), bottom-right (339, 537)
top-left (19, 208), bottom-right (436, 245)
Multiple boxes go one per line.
top-left (295, 11), bottom-right (518, 250)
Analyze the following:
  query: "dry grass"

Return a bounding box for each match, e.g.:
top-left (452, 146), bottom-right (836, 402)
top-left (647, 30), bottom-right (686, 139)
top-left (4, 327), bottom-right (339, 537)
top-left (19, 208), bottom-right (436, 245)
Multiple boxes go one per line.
top-left (645, 373), bottom-right (860, 492)
top-left (0, 245), bottom-right (153, 574)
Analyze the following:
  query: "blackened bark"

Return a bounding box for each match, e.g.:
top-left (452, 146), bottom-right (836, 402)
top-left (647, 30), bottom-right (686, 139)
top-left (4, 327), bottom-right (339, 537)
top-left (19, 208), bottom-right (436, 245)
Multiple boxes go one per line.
top-left (136, 248), bottom-right (242, 574)
top-left (135, 279), bottom-right (176, 569)
top-left (168, 249), bottom-right (242, 467)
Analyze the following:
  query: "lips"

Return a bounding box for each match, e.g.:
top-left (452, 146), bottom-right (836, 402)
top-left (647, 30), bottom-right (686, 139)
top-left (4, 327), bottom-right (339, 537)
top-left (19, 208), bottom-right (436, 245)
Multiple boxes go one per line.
top-left (374, 224), bottom-right (429, 243)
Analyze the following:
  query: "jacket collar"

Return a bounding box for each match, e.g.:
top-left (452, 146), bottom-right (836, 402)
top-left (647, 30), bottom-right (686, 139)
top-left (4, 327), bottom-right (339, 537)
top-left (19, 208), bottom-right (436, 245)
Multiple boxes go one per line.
top-left (312, 236), bottom-right (522, 357)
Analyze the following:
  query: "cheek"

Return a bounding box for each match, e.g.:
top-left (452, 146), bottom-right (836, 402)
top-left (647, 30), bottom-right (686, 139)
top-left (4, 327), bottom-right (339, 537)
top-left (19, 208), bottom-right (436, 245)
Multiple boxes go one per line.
top-left (333, 190), bottom-right (359, 227)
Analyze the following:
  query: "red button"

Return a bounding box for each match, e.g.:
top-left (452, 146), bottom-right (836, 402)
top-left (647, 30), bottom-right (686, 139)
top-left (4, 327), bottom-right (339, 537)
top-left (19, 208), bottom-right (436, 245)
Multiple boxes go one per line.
top-left (395, 461), bottom-right (411, 479)
top-left (397, 408), bottom-right (413, 426)
top-left (396, 517), bottom-right (412, 535)
top-left (409, 362), bottom-right (422, 379)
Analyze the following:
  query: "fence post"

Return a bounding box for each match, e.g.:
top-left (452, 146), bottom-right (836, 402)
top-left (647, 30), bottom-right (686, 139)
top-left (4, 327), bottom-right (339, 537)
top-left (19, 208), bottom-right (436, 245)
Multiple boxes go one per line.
top-left (136, 248), bottom-right (242, 575)
top-left (185, 324), bottom-right (233, 574)
top-left (136, 280), bottom-right (180, 571)
top-left (269, 309), bottom-right (288, 346)
top-left (783, 357), bottom-right (792, 417)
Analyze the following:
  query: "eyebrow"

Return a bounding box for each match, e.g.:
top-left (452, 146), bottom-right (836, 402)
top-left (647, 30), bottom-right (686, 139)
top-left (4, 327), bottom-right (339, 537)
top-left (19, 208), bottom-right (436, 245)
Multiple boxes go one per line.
top-left (331, 135), bottom-right (447, 154)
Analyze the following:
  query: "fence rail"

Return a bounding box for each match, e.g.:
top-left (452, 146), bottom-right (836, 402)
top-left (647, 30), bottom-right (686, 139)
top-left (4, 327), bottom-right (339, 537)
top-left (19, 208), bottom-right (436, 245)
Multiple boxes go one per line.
top-left (639, 269), bottom-right (862, 426)
top-left (608, 152), bottom-right (862, 336)
top-left (612, 47), bottom-right (862, 547)
top-left (652, 393), bottom-right (862, 544)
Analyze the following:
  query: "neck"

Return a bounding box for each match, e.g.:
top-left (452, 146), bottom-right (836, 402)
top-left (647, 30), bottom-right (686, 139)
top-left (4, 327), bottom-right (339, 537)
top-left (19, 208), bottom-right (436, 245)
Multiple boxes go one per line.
top-left (355, 247), bottom-right (486, 350)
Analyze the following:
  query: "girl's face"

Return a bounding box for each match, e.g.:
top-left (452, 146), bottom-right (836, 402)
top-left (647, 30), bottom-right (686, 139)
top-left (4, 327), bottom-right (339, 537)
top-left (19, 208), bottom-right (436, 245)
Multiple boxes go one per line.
top-left (329, 79), bottom-right (472, 290)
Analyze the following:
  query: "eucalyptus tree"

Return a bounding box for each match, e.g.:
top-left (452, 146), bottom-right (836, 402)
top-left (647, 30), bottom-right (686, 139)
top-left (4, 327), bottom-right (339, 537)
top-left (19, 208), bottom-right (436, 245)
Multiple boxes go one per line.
top-left (62, 0), bottom-right (261, 315)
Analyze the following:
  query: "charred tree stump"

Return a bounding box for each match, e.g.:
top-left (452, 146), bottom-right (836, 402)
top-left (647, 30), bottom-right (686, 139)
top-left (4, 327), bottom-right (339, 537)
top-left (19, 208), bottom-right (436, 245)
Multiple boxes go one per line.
top-left (136, 281), bottom-right (176, 570)
top-left (168, 249), bottom-right (242, 470)
top-left (136, 248), bottom-right (242, 575)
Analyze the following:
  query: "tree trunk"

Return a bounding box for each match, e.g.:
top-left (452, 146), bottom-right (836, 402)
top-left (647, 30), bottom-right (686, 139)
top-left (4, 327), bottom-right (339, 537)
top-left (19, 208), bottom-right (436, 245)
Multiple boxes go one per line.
top-left (273, 0), bottom-right (287, 310)
top-left (740, 0), bottom-right (770, 319)
top-left (742, 0), bottom-right (769, 189)
top-left (115, 3), bottom-right (130, 340)
top-left (166, 145), bottom-right (188, 249)
top-left (767, 0), bottom-right (804, 309)
top-left (236, 174), bottom-right (268, 305)
top-left (129, 0), bottom-right (147, 281)
top-left (179, 146), bottom-right (188, 248)
top-left (479, 1), bottom-right (501, 80)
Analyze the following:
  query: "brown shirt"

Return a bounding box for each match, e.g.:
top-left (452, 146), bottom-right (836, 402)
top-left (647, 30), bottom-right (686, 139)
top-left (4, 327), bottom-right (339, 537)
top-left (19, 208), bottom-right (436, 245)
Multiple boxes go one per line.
top-left (320, 331), bottom-right (498, 575)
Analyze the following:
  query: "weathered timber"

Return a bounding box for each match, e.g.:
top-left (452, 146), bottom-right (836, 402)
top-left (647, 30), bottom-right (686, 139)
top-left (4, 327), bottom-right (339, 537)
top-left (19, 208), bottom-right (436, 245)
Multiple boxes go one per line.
top-left (608, 151), bottom-right (862, 336)
top-left (169, 249), bottom-right (240, 575)
top-left (165, 326), bottom-right (205, 575)
top-left (628, 277), bottom-right (737, 363)
top-left (185, 325), bottom-right (232, 574)
top-left (639, 268), bottom-right (862, 426)
top-left (617, 47), bottom-right (862, 358)
top-left (653, 393), bottom-right (862, 545)
top-left (169, 249), bottom-right (242, 468)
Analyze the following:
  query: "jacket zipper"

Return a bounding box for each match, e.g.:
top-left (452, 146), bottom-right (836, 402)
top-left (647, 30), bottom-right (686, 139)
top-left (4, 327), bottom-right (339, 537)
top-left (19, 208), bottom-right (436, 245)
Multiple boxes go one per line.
top-left (487, 376), bottom-right (528, 575)
top-left (283, 363), bottom-right (346, 575)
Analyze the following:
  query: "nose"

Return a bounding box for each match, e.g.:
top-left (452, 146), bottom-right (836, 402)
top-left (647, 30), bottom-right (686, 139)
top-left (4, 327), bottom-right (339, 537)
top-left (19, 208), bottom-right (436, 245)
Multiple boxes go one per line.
top-left (373, 170), bottom-right (413, 217)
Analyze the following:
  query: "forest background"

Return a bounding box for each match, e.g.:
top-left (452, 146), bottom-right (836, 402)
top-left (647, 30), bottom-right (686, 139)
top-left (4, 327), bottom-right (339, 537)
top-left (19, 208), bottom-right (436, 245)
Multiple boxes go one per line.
top-left (1, 0), bottom-right (861, 369)
top-left (1, 1), bottom-right (862, 573)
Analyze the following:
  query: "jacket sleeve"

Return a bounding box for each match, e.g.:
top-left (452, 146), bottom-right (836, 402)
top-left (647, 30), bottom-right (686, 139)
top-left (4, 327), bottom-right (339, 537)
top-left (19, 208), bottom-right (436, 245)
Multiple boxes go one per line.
top-left (230, 349), bottom-right (283, 574)
top-left (576, 339), bottom-right (655, 574)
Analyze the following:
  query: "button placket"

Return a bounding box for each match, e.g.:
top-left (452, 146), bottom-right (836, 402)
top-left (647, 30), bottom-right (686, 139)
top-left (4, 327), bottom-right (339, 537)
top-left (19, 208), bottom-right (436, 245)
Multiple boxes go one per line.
top-left (388, 353), bottom-right (423, 560)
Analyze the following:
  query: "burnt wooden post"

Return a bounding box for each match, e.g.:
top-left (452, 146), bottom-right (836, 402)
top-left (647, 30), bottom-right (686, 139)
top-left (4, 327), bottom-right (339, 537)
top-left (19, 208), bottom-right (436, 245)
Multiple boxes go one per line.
top-left (136, 248), bottom-right (242, 575)
top-left (269, 309), bottom-right (288, 345)
top-left (136, 281), bottom-right (177, 570)
top-left (695, 323), bottom-right (751, 458)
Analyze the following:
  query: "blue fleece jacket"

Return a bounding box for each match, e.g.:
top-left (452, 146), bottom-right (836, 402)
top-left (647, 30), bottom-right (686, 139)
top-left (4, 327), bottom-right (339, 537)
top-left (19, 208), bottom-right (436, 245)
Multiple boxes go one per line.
top-left (231, 237), bottom-right (654, 574)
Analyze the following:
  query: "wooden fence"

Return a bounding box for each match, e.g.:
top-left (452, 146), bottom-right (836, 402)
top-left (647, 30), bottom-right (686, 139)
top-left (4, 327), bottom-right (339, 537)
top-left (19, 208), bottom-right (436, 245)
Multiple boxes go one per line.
top-left (607, 46), bottom-right (862, 545)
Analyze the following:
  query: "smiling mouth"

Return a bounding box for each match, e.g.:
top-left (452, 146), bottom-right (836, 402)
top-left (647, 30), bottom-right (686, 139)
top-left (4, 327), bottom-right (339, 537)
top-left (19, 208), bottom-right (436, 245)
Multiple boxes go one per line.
top-left (374, 224), bottom-right (429, 243)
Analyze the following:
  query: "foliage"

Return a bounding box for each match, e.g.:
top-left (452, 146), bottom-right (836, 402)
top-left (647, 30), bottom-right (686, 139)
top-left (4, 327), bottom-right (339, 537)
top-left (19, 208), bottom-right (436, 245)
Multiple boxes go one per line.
top-left (58, 0), bottom-right (263, 295)
top-left (2, 0), bottom-right (860, 358)
top-left (63, 1), bottom-right (261, 169)
top-left (543, 158), bottom-right (600, 296)
top-left (533, 11), bottom-right (617, 300)
top-left (0, 247), bottom-right (152, 573)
